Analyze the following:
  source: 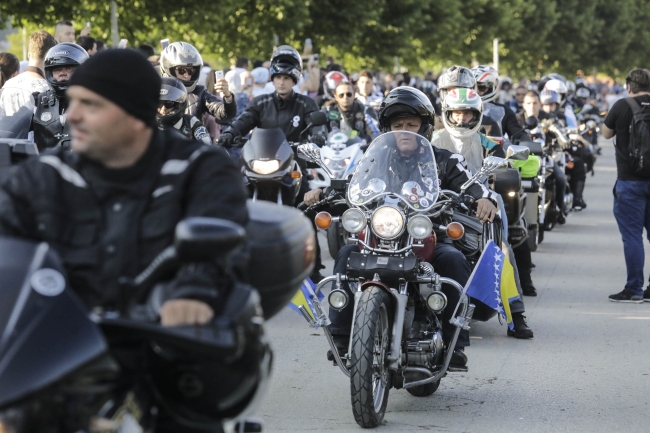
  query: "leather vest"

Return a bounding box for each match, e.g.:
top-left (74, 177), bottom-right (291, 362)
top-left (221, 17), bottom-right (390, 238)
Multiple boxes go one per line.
top-left (33, 90), bottom-right (69, 152)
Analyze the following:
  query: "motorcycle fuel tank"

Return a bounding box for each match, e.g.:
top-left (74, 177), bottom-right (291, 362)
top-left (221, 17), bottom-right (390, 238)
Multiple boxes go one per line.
top-left (0, 238), bottom-right (107, 408)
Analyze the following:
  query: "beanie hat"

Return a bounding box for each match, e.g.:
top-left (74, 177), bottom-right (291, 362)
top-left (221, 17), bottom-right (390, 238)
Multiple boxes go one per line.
top-left (68, 49), bottom-right (161, 126)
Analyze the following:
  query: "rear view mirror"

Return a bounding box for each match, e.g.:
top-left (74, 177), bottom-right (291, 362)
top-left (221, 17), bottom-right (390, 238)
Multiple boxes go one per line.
top-left (506, 145), bottom-right (530, 161)
top-left (308, 111), bottom-right (328, 127)
top-left (174, 218), bottom-right (245, 262)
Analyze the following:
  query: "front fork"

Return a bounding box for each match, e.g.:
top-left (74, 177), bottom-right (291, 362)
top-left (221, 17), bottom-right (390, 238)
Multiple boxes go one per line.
top-left (300, 274), bottom-right (474, 387)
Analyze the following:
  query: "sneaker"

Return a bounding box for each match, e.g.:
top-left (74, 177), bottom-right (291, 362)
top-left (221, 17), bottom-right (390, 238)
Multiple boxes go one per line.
top-left (644, 288), bottom-right (650, 303)
top-left (609, 290), bottom-right (643, 303)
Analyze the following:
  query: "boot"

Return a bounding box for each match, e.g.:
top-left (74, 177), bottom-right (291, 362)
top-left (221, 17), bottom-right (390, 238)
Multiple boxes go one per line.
top-left (327, 335), bottom-right (350, 363)
top-left (507, 313), bottom-right (534, 339)
top-left (450, 347), bottom-right (468, 368)
top-left (573, 180), bottom-right (587, 210)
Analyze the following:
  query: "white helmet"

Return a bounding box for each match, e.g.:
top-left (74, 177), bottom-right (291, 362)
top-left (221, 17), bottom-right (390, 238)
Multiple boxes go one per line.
top-left (442, 87), bottom-right (483, 138)
top-left (160, 42), bottom-right (204, 92)
top-left (544, 79), bottom-right (568, 103)
top-left (438, 66), bottom-right (476, 103)
top-left (471, 65), bottom-right (499, 103)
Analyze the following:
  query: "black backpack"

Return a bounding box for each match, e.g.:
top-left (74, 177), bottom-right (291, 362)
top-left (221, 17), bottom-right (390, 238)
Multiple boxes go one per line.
top-left (626, 97), bottom-right (650, 177)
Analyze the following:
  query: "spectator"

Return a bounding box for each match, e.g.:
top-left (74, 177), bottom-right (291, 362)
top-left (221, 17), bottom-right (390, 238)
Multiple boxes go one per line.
top-left (95, 39), bottom-right (106, 53)
top-left (76, 36), bottom-right (97, 55)
top-left (54, 20), bottom-right (81, 43)
top-left (137, 44), bottom-right (155, 59)
top-left (602, 68), bottom-right (650, 303)
top-left (0, 30), bottom-right (57, 115)
top-left (510, 85), bottom-right (527, 113)
top-left (355, 70), bottom-right (383, 110)
top-left (0, 53), bottom-right (20, 89)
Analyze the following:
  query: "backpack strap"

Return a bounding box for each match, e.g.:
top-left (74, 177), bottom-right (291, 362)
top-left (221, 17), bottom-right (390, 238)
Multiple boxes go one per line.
top-left (626, 97), bottom-right (644, 114)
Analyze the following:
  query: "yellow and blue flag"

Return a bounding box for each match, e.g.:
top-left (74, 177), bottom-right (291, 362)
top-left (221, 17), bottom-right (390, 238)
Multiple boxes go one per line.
top-left (465, 240), bottom-right (520, 329)
top-left (288, 278), bottom-right (324, 322)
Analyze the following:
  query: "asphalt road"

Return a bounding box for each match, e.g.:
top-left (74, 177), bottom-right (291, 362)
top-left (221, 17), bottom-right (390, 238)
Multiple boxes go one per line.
top-left (258, 138), bottom-right (650, 433)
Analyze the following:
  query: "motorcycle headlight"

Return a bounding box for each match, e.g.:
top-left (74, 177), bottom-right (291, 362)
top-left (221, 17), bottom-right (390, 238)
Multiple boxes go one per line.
top-left (426, 292), bottom-right (447, 313)
top-left (328, 289), bottom-right (349, 310)
top-left (251, 159), bottom-right (280, 174)
top-left (407, 215), bottom-right (433, 240)
top-left (371, 206), bottom-right (404, 240)
top-left (341, 208), bottom-right (367, 234)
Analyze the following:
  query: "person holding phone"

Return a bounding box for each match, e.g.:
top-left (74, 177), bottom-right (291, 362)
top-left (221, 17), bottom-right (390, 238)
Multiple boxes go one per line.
top-left (160, 42), bottom-right (236, 123)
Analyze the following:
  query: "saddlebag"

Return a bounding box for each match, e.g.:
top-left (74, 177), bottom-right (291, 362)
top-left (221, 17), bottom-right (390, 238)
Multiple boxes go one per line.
top-left (346, 252), bottom-right (418, 285)
top-left (244, 200), bottom-right (315, 319)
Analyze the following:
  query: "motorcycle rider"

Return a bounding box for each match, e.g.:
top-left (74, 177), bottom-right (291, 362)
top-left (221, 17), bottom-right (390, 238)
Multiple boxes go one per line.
top-left (157, 77), bottom-right (212, 144)
top-left (432, 88), bottom-right (539, 322)
top-left (32, 42), bottom-right (89, 151)
top-left (540, 89), bottom-right (588, 210)
top-left (305, 87), bottom-right (499, 368)
top-left (322, 81), bottom-right (379, 141)
top-left (160, 42), bottom-right (236, 123)
top-left (315, 70), bottom-right (348, 108)
top-left (539, 76), bottom-right (579, 130)
top-left (472, 65), bottom-right (530, 143)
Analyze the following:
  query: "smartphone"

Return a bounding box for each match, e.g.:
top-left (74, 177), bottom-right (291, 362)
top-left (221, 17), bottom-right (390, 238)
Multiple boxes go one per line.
top-left (160, 38), bottom-right (170, 50)
top-left (305, 38), bottom-right (312, 49)
top-left (85, 22), bottom-right (91, 30)
top-left (118, 39), bottom-right (128, 49)
top-left (246, 77), bottom-right (253, 87)
top-left (215, 70), bottom-right (224, 80)
top-left (313, 54), bottom-right (319, 62)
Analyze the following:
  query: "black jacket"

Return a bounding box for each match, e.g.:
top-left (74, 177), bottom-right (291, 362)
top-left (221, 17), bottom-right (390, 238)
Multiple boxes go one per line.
top-left (225, 91), bottom-right (321, 143)
top-left (187, 85), bottom-right (237, 124)
top-left (432, 146), bottom-right (496, 202)
top-left (0, 130), bottom-right (248, 310)
top-left (492, 102), bottom-right (530, 143)
top-left (322, 101), bottom-right (378, 141)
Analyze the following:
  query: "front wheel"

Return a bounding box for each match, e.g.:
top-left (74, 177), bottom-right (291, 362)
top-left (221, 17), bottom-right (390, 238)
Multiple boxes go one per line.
top-left (326, 222), bottom-right (347, 259)
top-left (350, 286), bottom-right (392, 428)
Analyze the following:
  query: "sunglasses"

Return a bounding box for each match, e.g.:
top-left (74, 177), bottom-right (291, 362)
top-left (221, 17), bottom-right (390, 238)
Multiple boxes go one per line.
top-left (337, 92), bottom-right (354, 98)
top-left (158, 101), bottom-right (176, 109)
top-left (175, 67), bottom-right (197, 76)
top-left (515, 93), bottom-right (526, 96)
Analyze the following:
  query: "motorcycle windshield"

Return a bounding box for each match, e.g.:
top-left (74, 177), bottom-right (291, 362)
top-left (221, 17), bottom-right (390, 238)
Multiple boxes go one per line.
top-left (347, 131), bottom-right (439, 211)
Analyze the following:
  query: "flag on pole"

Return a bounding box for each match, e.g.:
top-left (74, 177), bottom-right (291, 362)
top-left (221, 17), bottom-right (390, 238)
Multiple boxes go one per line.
top-left (465, 240), bottom-right (520, 329)
top-left (288, 278), bottom-right (324, 321)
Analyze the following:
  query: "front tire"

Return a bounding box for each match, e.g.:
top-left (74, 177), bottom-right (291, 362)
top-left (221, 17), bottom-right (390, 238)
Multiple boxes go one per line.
top-left (350, 286), bottom-right (392, 428)
top-left (326, 222), bottom-right (347, 259)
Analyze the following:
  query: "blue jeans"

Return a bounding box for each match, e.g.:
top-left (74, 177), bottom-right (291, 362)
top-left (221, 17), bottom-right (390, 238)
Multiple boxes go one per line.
top-left (613, 180), bottom-right (650, 296)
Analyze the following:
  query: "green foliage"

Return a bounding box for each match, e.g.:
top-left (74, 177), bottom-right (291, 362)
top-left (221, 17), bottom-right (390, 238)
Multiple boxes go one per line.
top-left (1, 0), bottom-right (647, 78)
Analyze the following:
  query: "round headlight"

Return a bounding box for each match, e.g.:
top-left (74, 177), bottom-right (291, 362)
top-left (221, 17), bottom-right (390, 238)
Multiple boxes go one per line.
top-left (328, 289), bottom-right (349, 310)
top-left (341, 209), bottom-right (367, 234)
top-left (426, 292), bottom-right (447, 313)
top-left (371, 206), bottom-right (404, 240)
top-left (251, 159), bottom-right (280, 174)
top-left (407, 215), bottom-right (433, 240)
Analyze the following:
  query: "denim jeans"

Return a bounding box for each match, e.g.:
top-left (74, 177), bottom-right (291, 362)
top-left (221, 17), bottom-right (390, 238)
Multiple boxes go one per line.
top-left (613, 179), bottom-right (650, 296)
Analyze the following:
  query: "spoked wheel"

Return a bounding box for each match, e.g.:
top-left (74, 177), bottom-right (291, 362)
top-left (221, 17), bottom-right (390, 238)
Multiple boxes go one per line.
top-left (350, 286), bottom-right (392, 428)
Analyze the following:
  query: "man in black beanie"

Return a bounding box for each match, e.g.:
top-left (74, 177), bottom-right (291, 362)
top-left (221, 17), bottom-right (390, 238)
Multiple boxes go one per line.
top-left (0, 48), bottom-right (249, 327)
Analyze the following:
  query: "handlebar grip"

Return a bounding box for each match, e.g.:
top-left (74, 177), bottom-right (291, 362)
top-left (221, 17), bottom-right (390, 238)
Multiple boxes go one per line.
top-left (297, 202), bottom-right (308, 211)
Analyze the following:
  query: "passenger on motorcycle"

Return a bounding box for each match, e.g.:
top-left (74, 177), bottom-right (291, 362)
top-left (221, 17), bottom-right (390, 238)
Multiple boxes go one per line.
top-left (432, 88), bottom-right (536, 332)
top-left (316, 70), bottom-right (349, 108)
top-left (32, 42), bottom-right (89, 151)
top-left (160, 42), bottom-right (236, 123)
top-left (309, 87), bottom-right (498, 368)
top-left (157, 77), bottom-right (212, 144)
top-left (471, 65), bottom-right (530, 143)
top-left (322, 81), bottom-right (379, 142)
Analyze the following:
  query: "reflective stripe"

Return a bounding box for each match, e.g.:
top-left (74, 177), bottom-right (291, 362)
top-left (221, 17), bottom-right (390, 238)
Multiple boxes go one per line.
top-left (39, 155), bottom-right (87, 188)
top-left (160, 147), bottom-right (209, 175)
top-left (152, 185), bottom-right (173, 198)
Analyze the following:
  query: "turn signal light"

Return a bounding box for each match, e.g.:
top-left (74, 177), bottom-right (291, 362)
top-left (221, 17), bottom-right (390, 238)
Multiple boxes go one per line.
top-left (291, 171), bottom-right (302, 179)
top-left (446, 222), bottom-right (465, 240)
top-left (315, 212), bottom-right (333, 229)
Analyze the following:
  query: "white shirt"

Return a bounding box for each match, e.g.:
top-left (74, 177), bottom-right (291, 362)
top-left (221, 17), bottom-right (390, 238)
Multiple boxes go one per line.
top-left (0, 72), bottom-right (50, 116)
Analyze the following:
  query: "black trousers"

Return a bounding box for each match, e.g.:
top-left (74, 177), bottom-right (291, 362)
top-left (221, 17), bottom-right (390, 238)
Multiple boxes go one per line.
top-left (328, 243), bottom-right (471, 348)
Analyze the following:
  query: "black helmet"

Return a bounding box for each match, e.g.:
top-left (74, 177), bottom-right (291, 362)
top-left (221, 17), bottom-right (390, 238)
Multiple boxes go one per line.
top-left (160, 42), bottom-right (204, 92)
top-left (157, 77), bottom-right (188, 129)
top-left (378, 87), bottom-right (436, 140)
top-left (269, 45), bottom-right (302, 84)
top-left (44, 43), bottom-right (89, 98)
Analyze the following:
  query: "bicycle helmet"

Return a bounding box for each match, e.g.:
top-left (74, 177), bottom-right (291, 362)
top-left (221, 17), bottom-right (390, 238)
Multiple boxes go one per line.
top-left (471, 65), bottom-right (499, 103)
top-left (157, 77), bottom-right (188, 129)
top-left (378, 87), bottom-right (436, 140)
top-left (441, 87), bottom-right (483, 138)
top-left (44, 43), bottom-right (89, 98)
top-left (269, 45), bottom-right (302, 84)
top-left (160, 42), bottom-right (204, 92)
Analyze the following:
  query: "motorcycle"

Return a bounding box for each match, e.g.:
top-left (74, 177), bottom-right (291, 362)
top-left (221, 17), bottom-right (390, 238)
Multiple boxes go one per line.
top-left (308, 129), bottom-right (366, 258)
top-left (240, 112), bottom-right (327, 205)
top-left (0, 197), bottom-right (315, 430)
top-left (295, 131), bottom-right (528, 428)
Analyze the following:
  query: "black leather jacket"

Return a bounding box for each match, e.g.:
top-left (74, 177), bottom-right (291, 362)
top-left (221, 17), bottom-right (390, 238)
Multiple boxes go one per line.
top-left (0, 129), bottom-right (248, 310)
top-left (32, 89), bottom-right (69, 152)
top-left (186, 85), bottom-right (237, 124)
